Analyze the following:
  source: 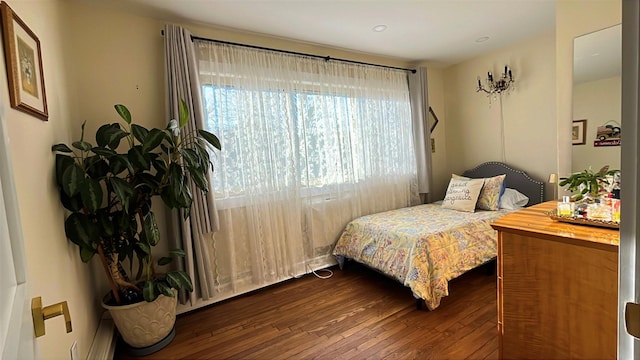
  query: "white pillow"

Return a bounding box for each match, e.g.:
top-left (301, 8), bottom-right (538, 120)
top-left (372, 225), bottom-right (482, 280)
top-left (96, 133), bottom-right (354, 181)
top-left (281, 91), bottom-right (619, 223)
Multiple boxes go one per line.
top-left (499, 188), bottom-right (529, 209)
top-left (442, 177), bottom-right (484, 212)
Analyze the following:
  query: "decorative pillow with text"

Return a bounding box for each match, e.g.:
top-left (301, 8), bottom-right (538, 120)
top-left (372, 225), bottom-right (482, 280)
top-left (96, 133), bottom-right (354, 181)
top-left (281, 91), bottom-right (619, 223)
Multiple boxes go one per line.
top-left (441, 177), bottom-right (484, 212)
top-left (452, 173), bottom-right (506, 211)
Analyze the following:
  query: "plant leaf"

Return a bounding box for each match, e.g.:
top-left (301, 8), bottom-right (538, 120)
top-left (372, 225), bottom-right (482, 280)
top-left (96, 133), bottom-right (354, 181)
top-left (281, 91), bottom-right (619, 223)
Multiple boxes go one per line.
top-left (198, 130), bottom-right (222, 151)
top-left (157, 257), bottom-right (173, 266)
top-left (114, 104), bottom-right (132, 124)
top-left (597, 165), bottom-right (610, 177)
top-left (166, 271), bottom-right (193, 292)
top-left (131, 124), bottom-right (149, 144)
top-left (157, 282), bottom-right (174, 297)
top-left (128, 146), bottom-right (150, 171)
top-left (79, 179), bottom-right (103, 213)
top-left (143, 212), bottom-right (160, 246)
top-left (110, 155), bottom-right (132, 176)
top-left (64, 213), bottom-right (96, 249)
top-left (170, 249), bottom-right (186, 257)
top-left (79, 245), bottom-right (95, 262)
top-left (55, 154), bottom-right (75, 187)
top-left (51, 143), bottom-right (73, 153)
top-left (141, 128), bottom-right (165, 153)
top-left (61, 163), bottom-right (85, 197)
top-left (188, 165), bottom-right (208, 192)
top-left (179, 99), bottom-right (189, 128)
top-left (104, 126), bottom-right (129, 150)
top-left (178, 183), bottom-right (193, 211)
top-left (142, 281), bottom-right (157, 302)
top-left (193, 142), bottom-right (211, 169)
top-left (179, 148), bottom-right (200, 169)
top-left (91, 147), bottom-right (116, 158)
top-left (137, 242), bottom-right (151, 255)
top-left (95, 124), bottom-right (110, 148)
top-left (96, 124), bottom-right (119, 148)
top-left (84, 156), bottom-right (110, 179)
top-left (110, 177), bottom-right (135, 213)
top-left (59, 190), bottom-right (83, 212)
top-left (72, 141), bottom-right (93, 152)
top-left (135, 173), bottom-right (161, 192)
top-left (167, 163), bottom-right (184, 207)
top-left (182, 205), bottom-right (191, 221)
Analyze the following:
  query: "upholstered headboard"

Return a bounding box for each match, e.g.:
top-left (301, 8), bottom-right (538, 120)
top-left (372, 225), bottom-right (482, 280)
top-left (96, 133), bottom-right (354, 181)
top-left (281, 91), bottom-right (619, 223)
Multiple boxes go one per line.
top-left (462, 161), bottom-right (545, 206)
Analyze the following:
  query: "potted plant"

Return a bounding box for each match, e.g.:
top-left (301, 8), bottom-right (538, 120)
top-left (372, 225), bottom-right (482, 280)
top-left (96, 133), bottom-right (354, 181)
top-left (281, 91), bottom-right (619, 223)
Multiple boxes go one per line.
top-left (559, 165), bottom-right (619, 201)
top-left (51, 100), bottom-right (220, 353)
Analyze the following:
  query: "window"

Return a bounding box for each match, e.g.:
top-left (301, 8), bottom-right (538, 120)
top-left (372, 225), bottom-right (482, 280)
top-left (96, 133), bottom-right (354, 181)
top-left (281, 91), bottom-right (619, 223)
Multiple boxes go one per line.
top-left (202, 85), bottom-right (414, 200)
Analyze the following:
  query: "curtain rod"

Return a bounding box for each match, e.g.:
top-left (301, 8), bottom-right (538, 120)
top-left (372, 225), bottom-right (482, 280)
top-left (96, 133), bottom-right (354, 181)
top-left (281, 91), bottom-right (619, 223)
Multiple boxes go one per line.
top-left (188, 34), bottom-right (416, 74)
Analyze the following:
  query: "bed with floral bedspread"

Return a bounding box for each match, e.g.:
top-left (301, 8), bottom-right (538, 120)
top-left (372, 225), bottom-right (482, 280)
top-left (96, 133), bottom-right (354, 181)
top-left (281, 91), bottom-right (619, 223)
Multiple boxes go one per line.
top-left (332, 162), bottom-right (544, 310)
top-left (332, 203), bottom-right (512, 310)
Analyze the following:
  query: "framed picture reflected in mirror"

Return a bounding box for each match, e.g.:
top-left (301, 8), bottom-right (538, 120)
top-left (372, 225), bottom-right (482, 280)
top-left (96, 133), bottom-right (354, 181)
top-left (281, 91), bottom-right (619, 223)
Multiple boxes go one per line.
top-left (572, 119), bottom-right (586, 145)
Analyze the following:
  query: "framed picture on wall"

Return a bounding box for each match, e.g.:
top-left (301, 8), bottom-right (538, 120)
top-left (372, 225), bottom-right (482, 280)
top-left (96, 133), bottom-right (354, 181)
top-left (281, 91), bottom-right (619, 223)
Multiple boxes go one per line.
top-left (572, 119), bottom-right (586, 145)
top-left (0, 1), bottom-right (48, 120)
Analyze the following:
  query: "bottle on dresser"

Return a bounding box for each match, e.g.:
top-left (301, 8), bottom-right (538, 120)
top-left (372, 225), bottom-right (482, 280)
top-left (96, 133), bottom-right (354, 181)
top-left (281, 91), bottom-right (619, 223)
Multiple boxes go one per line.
top-left (557, 196), bottom-right (574, 217)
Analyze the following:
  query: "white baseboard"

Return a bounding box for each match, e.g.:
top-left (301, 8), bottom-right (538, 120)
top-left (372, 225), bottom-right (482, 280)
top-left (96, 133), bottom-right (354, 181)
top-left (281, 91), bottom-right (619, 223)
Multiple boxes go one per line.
top-left (88, 312), bottom-right (116, 360)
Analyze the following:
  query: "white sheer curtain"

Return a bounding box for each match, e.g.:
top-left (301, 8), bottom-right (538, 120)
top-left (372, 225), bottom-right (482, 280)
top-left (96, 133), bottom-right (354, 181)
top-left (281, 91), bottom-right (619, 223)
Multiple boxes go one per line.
top-left (191, 40), bottom-right (419, 305)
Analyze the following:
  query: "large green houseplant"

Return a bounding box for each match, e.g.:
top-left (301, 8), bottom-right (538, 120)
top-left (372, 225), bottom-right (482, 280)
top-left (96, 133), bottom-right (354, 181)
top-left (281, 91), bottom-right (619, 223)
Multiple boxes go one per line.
top-left (52, 100), bottom-right (220, 307)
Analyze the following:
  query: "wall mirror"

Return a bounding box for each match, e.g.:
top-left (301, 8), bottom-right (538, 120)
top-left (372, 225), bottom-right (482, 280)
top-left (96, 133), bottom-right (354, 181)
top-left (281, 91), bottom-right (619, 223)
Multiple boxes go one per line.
top-left (572, 24), bottom-right (621, 173)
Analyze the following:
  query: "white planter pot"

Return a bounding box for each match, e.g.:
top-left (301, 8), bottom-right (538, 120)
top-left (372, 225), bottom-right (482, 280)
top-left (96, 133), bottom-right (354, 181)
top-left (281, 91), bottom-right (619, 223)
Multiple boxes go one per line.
top-left (102, 290), bottom-right (177, 351)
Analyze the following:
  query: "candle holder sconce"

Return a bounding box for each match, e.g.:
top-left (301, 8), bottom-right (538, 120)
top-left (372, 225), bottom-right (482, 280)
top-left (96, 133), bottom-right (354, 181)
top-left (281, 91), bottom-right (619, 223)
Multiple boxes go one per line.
top-left (476, 65), bottom-right (514, 96)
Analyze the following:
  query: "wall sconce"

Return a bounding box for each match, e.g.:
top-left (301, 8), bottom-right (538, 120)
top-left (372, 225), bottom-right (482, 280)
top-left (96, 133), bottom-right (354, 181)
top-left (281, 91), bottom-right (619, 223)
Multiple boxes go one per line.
top-left (476, 65), bottom-right (514, 95)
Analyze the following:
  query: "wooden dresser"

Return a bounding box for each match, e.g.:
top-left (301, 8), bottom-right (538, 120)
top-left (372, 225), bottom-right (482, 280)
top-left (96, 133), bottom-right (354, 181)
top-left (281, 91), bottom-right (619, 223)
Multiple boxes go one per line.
top-left (491, 201), bottom-right (619, 359)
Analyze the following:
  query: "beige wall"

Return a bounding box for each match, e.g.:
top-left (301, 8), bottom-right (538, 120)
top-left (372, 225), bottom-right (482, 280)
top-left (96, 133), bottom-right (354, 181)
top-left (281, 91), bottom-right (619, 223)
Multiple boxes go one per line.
top-left (440, 32), bottom-right (557, 200)
top-left (10, 2), bottom-right (622, 358)
top-left (8, 2), bottom-right (427, 357)
top-left (556, 0), bottom-right (621, 197)
top-left (573, 76), bottom-right (621, 172)
top-left (2, 1), bottom-right (98, 359)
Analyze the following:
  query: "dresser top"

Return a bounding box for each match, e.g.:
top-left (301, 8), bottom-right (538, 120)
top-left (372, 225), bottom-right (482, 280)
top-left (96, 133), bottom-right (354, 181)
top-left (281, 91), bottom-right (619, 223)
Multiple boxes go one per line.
top-left (491, 201), bottom-right (619, 250)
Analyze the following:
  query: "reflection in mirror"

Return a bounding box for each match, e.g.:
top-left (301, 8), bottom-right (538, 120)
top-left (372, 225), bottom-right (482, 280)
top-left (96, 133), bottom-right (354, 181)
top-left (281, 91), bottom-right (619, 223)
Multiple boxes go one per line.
top-left (572, 24), bottom-right (621, 173)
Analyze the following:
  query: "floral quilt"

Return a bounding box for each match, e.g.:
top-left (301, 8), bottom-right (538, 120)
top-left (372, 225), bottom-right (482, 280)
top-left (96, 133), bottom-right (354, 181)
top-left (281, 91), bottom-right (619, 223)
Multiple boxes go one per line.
top-left (332, 203), bottom-right (511, 310)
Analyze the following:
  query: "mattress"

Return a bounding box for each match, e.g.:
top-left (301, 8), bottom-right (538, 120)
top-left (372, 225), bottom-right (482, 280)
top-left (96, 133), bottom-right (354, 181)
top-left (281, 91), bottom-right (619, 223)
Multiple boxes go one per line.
top-left (332, 203), bottom-right (512, 310)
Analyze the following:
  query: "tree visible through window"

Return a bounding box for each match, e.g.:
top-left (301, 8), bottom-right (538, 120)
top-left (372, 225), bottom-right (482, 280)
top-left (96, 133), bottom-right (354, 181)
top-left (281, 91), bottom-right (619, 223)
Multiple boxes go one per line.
top-left (202, 85), bottom-right (414, 200)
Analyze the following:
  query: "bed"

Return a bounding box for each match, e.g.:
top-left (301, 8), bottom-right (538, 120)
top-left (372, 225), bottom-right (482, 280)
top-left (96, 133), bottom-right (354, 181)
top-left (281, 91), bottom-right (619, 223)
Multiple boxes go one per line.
top-left (332, 162), bottom-right (544, 310)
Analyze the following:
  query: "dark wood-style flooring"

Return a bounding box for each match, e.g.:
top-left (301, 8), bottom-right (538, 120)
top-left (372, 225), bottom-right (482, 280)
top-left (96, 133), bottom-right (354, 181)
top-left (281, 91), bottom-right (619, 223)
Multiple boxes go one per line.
top-left (115, 262), bottom-right (498, 360)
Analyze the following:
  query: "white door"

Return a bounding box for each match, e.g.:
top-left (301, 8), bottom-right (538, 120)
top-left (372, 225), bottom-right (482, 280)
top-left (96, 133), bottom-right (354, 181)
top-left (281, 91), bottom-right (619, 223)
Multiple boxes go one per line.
top-left (0, 106), bottom-right (37, 359)
top-left (619, 3), bottom-right (640, 358)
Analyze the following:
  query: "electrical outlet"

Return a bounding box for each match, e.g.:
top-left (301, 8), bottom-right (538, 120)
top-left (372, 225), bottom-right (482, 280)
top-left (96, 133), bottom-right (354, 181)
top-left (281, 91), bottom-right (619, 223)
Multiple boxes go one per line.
top-left (70, 341), bottom-right (79, 360)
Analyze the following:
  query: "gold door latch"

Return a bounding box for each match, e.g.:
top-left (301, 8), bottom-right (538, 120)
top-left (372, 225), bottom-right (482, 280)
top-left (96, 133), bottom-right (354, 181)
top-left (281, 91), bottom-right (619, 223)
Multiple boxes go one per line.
top-left (31, 297), bottom-right (72, 338)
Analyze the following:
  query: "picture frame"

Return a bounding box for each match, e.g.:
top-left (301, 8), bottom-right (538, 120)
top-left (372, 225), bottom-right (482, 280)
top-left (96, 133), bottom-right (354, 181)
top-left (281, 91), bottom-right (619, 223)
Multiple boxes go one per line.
top-left (572, 119), bottom-right (586, 145)
top-left (0, 1), bottom-right (48, 120)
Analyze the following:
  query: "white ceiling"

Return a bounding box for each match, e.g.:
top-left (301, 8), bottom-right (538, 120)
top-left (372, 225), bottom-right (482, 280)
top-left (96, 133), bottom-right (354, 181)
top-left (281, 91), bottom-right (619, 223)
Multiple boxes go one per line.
top-left (573, 24), bottom-right (621, 84)
top-left (89, 0), bottom-right (557, 66)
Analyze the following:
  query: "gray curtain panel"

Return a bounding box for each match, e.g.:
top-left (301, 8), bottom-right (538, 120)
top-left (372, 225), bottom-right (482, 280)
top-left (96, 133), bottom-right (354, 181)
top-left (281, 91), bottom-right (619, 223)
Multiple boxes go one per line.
top-left (409, 67), bottom-right (433, 201)
top-left (163, 23), bottom-right (219, 302)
